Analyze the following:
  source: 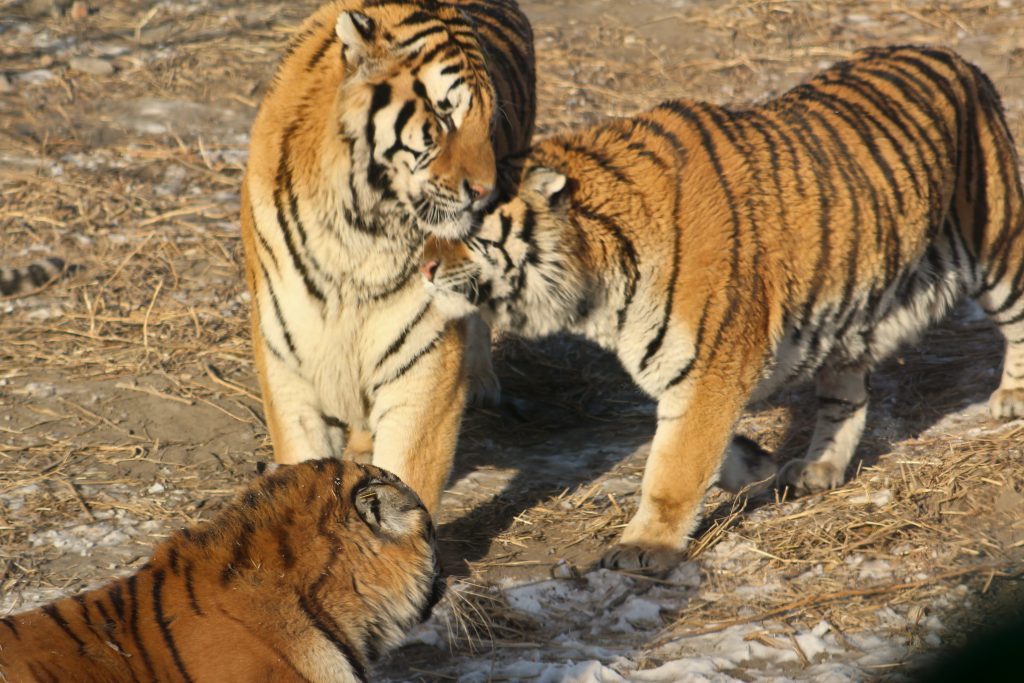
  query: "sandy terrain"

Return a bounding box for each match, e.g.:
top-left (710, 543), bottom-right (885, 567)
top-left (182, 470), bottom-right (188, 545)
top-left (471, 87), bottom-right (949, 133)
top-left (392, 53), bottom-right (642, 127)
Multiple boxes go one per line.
top-left (2, 0), bottom-right (1024, 680)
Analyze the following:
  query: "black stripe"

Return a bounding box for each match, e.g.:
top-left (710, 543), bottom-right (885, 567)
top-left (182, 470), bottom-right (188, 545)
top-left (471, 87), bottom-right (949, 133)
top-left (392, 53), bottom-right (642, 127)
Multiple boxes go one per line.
top-left (274, 124), bottom-right (327, 303)
top-left (365, 246), bottom-right (422, 302)
top-left (72, 594), bottom-right (95, 633)
top-left (656, 101), bottom-right (744, 363)
top-left (259, 262), bottom-right (299, 359)
top-left (93, 596), bottom-right (139, 683)
top-left (152, 569), bottom-right (195, 683)
top-left (297, 592), bottom-right (367, 682)
top-left (43, 603), bottom-right (85, 656)
top-left (384, 100), bottom-right (417, 160)
top-left (28, 663), bottom-right (60, 683)
top-left (375, 301), bottom-right (432, 370)
top-left (398, 25), bottom-right (446, 50)
top-left (276, 525), bottom-right (296, 569)
top-left (665, 299), bottom-right (710, 390)
top-left (372, 332), bottom-right (444, 393)
top-left (307, 33), bottom-right (336, 71)
top-left (183, 562), bottom-right (204, 617)
top-left (366, 82), bottom-right (393, 190)
top-left (221, 518), bottom-right (255, 585)
top-left (573, 204), bottom-right (640, 329)
top-left (127, 575), bottom-right (157, 680)
top-left (0, 616), bottom-right (18, 639)
top-left (321, 413), bottom-right (348, 431)
top-left (562, 142), bottom-right (633, 187)
top-left (818, 396), bottom-right (867, 410)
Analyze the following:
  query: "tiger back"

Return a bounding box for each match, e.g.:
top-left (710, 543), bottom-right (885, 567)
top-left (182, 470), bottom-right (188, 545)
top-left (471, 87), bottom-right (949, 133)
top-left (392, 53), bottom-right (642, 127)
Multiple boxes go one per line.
top-left (240, 0), bottom-right (535, 514)
top-left (425, 45), bottom-right (1024, 572)
top-left (0, 460), bottom-right (443, 683)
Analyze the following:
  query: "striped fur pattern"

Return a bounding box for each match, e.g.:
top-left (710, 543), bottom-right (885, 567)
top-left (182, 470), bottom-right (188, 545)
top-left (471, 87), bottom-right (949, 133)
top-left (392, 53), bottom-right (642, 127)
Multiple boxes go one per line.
top-left (424, 46), bottom-right (1024, 572)
top-left (240, 0), bottom-right (535, 513)
top-left (0, 459), bottom-right (444, 683)
top-left (0, 257), bottom-right (69, 297)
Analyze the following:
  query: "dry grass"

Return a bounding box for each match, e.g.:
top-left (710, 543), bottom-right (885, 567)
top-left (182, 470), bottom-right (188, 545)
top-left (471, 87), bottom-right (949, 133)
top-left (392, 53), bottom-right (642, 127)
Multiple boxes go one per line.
top-left (3, 0), bottom-right (1024, 676)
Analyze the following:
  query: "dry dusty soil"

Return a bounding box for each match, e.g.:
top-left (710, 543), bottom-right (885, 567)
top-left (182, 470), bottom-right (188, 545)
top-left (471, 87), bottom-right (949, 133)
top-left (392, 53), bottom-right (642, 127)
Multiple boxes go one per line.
top-left (3, 0), bottom-right (1024, 681)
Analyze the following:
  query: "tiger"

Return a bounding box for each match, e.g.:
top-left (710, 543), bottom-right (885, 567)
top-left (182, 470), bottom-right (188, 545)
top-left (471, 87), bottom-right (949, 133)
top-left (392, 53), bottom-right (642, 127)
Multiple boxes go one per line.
top-left (239, 0), bottom-right (535, 515)
top-left (0, 459), bottom-right (444, 683)
top-left (422, 45), bottom-right (1024, 573)
top-left (0, 257), bottom-right (71, 297)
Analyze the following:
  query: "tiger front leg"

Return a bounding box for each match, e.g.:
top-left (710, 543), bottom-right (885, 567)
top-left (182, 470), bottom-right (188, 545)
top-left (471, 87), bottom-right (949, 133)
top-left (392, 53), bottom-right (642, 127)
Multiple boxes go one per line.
top-left (370, 322), bottom-right (468, 514)
top-left (601, 376), bottom-right (748, 574)
top-left (255, 341), bottom-right (348, 464)
top-left (777, 366), bottom-right (868, 496)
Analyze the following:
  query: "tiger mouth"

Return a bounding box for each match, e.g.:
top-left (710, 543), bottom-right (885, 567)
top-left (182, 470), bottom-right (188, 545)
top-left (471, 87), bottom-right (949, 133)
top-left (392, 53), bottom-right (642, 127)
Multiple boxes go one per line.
top-left (413, 195), bottom-right (468, 226)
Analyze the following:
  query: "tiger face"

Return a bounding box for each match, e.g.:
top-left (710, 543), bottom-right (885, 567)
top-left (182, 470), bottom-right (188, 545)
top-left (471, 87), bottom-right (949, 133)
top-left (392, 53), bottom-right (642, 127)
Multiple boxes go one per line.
top-left (423, 166), bottom-right (584, 333)
top-left (337, 8), bottom-right (498, 240)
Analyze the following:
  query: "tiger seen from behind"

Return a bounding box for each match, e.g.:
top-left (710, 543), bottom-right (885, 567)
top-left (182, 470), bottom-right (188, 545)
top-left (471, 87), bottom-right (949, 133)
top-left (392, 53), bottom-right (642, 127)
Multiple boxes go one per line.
top-left (0, 459), bottom-right (444, 683)
top-left (240, 0), bottom-right (535, 513)
top-left (424, 46), bottom-right (1024, 572)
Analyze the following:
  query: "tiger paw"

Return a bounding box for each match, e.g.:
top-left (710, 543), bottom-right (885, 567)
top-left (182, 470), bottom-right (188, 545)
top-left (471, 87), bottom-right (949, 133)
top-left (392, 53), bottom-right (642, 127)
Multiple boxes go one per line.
top-left (717, 435), bottom-right (777, 494)
top-left (466, 367), bottom-right (501, 408)
top-left (989, 387), bottom-right (1024, 419)
top-left (597, 544), bottom-right (685, 576)
top-left (776, 459), bottom-right (844, 497)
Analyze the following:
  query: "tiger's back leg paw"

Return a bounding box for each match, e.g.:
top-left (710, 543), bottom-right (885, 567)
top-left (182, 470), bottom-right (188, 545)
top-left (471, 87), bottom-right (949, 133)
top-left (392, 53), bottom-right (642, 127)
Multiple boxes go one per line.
top-left (989, 388), bottom-right (1024, 419)
top-left (717, 435), bottom-right (777, 494)
top-left (597, 544), bottom-right (685, 577)
top-left (776, 459), bottom-right (845, 497)
top-left (466, 367), bottom-right (501, 408)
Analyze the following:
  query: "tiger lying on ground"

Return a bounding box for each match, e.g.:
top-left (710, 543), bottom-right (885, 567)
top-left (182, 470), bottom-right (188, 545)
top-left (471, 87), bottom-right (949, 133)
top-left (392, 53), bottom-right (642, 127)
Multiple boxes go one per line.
top-left (423, 45), bottom-right (1024, 573)
top-left (240, 0), bottom-right (535, 513)
top-left (0, 257), bottom-right (71, 297)
top-left (0, 459), bottom-right (444, 682)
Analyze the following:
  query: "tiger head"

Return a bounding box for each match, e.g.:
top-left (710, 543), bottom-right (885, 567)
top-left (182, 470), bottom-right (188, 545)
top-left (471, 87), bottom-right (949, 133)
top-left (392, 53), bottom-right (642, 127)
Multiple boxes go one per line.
top-left (422, 166), bottom-right (586, 335)
top-left (240, 459), bottom-right (446, 655)
top-left (336, 6), bottom-right (498, 239)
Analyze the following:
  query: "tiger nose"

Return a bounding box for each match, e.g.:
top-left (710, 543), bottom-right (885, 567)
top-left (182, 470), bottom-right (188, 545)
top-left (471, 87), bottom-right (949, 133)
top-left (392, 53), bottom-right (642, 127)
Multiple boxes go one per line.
top-left (465, 181), bottom-right (493, 203)
top-left (421, 259), bottom-right (440, 282)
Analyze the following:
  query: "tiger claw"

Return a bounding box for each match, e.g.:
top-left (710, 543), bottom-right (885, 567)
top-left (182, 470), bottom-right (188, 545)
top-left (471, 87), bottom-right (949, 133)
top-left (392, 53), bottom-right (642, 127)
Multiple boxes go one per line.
top-left (597, 544), bottom-right (684, 576)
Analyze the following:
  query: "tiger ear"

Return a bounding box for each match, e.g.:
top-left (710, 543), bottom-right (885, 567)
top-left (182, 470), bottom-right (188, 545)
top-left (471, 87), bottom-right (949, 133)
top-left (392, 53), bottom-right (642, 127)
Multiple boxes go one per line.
top-left (527, 167), bottom-right (569, 207)
top-left (354, 481), bottom-right (420, 538)
top-left (336, 11), bottom-right (378, 67)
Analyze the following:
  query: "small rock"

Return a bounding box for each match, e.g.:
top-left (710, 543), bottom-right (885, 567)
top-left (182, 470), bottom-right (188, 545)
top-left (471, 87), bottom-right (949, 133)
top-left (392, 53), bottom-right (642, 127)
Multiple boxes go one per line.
top-left (0, 74), bottom-right (12, 93)
top-left (147, 482), bottom-right (166, 495)
top-left (68, 56), bottom-right (114, 76)
top-left (551, 559), bottom-right (579, 580)
top-left (16, 69), bottom-right (55, 86)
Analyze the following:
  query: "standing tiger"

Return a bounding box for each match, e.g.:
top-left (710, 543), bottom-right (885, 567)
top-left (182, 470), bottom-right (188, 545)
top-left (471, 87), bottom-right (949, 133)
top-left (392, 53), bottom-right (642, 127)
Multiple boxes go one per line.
top-left (240, 0), bottom-right (535, 512)
top-left (423, 46), bottom-right (1024, 572)
top-left (0, 459), bottom-right (444, 683)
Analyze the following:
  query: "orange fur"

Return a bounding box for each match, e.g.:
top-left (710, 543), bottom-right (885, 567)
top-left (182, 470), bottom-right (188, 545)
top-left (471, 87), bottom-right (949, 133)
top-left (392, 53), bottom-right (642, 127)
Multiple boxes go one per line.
top-left (239, 0), bottom-right (534, 513)
top-left (0, 460), bottom-right (443, 682)
top-left (427, 46), bottom-right (1024, 571)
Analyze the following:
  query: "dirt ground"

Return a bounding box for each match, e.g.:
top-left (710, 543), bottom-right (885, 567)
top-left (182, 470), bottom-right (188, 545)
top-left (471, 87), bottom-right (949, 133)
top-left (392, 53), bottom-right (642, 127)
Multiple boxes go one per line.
top-left (3, 0), bottom-right (1024, 681)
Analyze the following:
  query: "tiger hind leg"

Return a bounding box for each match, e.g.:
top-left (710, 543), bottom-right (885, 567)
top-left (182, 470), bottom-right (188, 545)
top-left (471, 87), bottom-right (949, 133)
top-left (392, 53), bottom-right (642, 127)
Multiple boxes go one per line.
top-left (716, 435), bottom-right (777, 495)
top-left (983, 317), bottom-right (1024, 419)
top-left (777, 366), bottom-right (868, 496)
top-left (972, 205), bottom-right (1024, 418)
